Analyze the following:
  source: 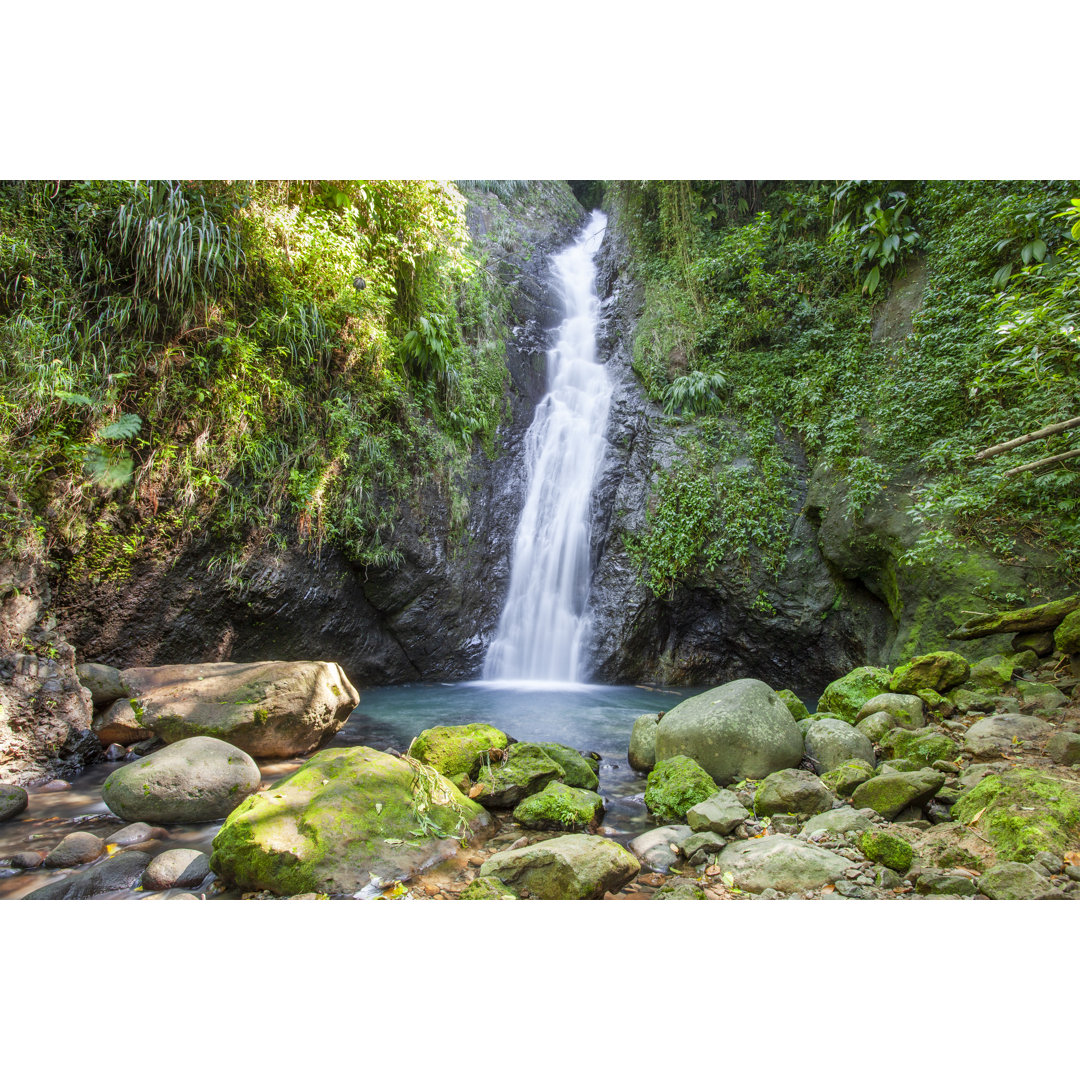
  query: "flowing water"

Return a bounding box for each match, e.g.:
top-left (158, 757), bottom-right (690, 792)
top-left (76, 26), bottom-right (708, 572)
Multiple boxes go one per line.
top-left (483, 209), bottom-right (612, 682)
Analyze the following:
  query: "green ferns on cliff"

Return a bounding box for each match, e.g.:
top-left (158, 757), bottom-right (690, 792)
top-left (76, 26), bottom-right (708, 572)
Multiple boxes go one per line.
top-left (0, 180), bottom-right (510, 579)
top-left (613, 180), bottom-right (1080, 597)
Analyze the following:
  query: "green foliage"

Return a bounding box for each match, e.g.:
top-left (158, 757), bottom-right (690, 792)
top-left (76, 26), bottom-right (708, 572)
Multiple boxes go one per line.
top-left (661, 369), bottom-right (728, 416)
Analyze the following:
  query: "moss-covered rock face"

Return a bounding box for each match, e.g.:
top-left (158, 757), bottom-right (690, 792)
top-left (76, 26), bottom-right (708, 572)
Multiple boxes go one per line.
top-left (856, 693), bottom-right (925, 729)
top-left (882, 729), bottom-right (959, 768)
top-left (951, 768), bottom-right (1080, 862)
top-left (478, 834), bottom-right (640, 899)
top-left (776, 690), bottom-right (809, 721)
top-left (967, 654), bottom-right (1015, 691)
top-left (889, 652), bottom-right (970, 694)
top-left (817, 667), bottom-right (892, 723)
top-left (459, 876), bottom-right (518, 900)
top-left (644, 755), bottom-right (719, 822)
top-left (209, 746), bottom-right (493, 896)
top-left (472, 743), bottom-right (565, 809)
top-left (407, 723), bottom-right (509, 779)
top-left (820, 759), bottom-right (875, 797)
top-left (536, 743), bottom-right (600, 791)
top-left (512, 781), bottom-right (603, 831)
top-left (856, 829), bottom-right (914, 873)
top-left (850, 768), bottom-right (945, 820)
top-left (1053, 609), bottom-right (1080, 654)
top-left (628, 714), bottom-right (661, 772)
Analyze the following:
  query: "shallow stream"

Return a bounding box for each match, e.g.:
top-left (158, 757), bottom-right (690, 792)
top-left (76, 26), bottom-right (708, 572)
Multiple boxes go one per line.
top-left (1, 681), bottom-right (694, 900)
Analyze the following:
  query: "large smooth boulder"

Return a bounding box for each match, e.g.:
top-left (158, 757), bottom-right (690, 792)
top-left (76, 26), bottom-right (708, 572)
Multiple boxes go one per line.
top-left (654, 679), bottom-right (803, 785)
top-left (628, 713), bottom-right (661, 772)
top-left (0, 784), bottom-right (28, 822)
top-left (478, 835), bottom-right (640, 899)
top-left (407, 723), bottom-right (508, 778)
top-left (25, 850), bottom-right (152, 899)
top-left (103, 736), bottom-right (261, 824)
top-left (882, 729), bottom-right (959, 768)
top-left (715, 835), bottom-right (852, 893)
top-left (978, 861), bottom-right (1052, 900)
top-left (119, 661), bottom-right (360, 758)
top-left (804, 717), bottom-right (875, 774)
top-left (817, 667), bottom-right (892, 723)
top-left (753, 769), bottom-right (832, 817)
top-left (963, 714), bottom-right (1052, 759)
top-left (855, 693), bottom-right (925, 729)
top-left (211, 746), bottom-right (492, 896)
top-left (889, 652), bottom-right (970, 694)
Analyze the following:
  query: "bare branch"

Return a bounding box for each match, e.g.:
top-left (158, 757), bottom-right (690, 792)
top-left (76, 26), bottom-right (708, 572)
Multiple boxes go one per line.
top-left (974, 416), bottom-right (1080, 461)
top-left (1003, 447), bottom-right (1080, 477)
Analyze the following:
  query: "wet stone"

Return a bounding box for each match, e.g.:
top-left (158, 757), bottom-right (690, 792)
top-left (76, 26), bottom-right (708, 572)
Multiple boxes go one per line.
top-left (106, 822), bottom-right (157, 847)
top-left (43, 831), bottom-right (106, 868)
top-left (11, 851), bottom-right (45, 869)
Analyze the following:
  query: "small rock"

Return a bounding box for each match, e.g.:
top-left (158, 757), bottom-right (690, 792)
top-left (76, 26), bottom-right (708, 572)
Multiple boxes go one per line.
top-left (36, 780), bottom-right (71, 792)
top-left (628, 826), bottom-right (693, 872)
top-left (104, 742), bottom-right (129, 761)
top-left (1034, 850), bottom-right (1063, 875)
top-left (875, 866), bottom-right (902, 889)
top-left (142, 849), bottom-right (212, 890)
top-left (43, 831), bottom-right (106, 868)
top-left (1046, 732), bottom-right (1080, 766)
top-left (686, 790), bottom-right (751, 834)
top-left (915, 870), bottom-right (979, 896)
top-left (0, 784), bottom-right (30, 822)
top-left (105, 822), bottom-right (157, 847)
top-left (979, 861), bottom-right (1051, 900)
top-left (11, 851), bottom-right (45, 869)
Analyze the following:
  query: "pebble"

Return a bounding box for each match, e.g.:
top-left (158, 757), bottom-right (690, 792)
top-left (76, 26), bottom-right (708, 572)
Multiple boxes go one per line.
top-left (36, 780), bottom-right (71, 792)
top-left (106, 822), bottom-right (156, 847)
top-left (105, 743), bottom-right (128, 761)
top-left (10, 851), bottom-right (45, 869)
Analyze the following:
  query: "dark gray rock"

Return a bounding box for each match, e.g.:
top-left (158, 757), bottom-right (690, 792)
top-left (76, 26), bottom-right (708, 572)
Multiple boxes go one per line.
top-left (24, 850), bottom-right (152, 899)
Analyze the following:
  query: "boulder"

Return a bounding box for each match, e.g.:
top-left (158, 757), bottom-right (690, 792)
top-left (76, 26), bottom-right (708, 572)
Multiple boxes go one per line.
top-left (644, 756), bottom-right (719, 822)
top-left (685, 790), bottom-right (750, 835)
top-left (967, 654), bottom-right (1014, 691)
top-left (820, 760), bottom-right (876, 797)
top-left (654, 679), bottom-right (803, 784)
top-left (951, 768), bottom-right (1080, 862)
top-left (753, 769), bottom-right (832, 817)
top-left (628, 713), bottom-right (661, 772)
top-left (1015, 681), bottom-right (1068, 712)
top-left (0, 784), bottom-right (28, 822)
top-left (478, 834), bottom-right (640, 899)
top-left (43, 830), bottom-right (106, 868)
top-left (804, 717), bottom-right (875, 773)
top-left (850, 768), bottom-right (946, 820)
top-left (855, 693), bottom-right (925, 729)
top-left (93, 697), bottom-right (151, 746)
top-left (407, 723), bottom-right (508, 778)
top-left (776, 690), bottom-right (809, 721)
top-left (142, 849), bottom-right (212, 891)
top-left (1054, 609), bottom-right (1080, 654)
top-left (715, 835), bottom-right (853, 893)
top-left (535, 744), bottom-right (600, 791)
top-left (102, 736), bottom-right (261, 824)
top-left (798, 806), bottom-right (875, 841)
top-left (856, 829), bottom-right (914, 873)
top-left (512, 781), bottom-right (603, 831)
top-left (882, 729), bottom-right (959, 768)
top-left (1046, 732), bottom-right (1080, 766)
top-left (628, 825), bottom-right (693, 872)
top-left (817, 667), bottom-right (892, 723)
top-left (1013, 630), bottom-right (1056, 657)
top-left (914, 870), bottom-right (978, 896)
top-left (679, 831), bottom-right (728, 864)
top-left (889, 651), bottom-right (970, 694)
top-left (963, 714), bottom-right (1052, 759)
top-left (75, 663), bottom-right (128, 707)
top-left (24, 850), bottom-right (152, 899)
top-left (978, 860), bottom-right (1052, 900)
top-left (472, 743), bottom-right (564, 809)
top-left (211, 746), bottom-right (492, 895)
top-left (855, 711), bottom-right (897, 743)
top-left (119, 661), bottom-right (360, 758)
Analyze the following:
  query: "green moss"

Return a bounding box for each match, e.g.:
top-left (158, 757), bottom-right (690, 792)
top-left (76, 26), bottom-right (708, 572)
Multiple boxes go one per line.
top-left (856, 829), bottom-right (914, 873)
top-left (821, 759), bottom-right (875, 797)
top-left (776, 689), bottom-right (809, 721)
top-left (459, 876), bottom-right (517, 900)
top-left (512, 781), bottom-right (603, 831)
top-left (534, 743), bottom-right (600, 791)
top-left (889, 651), bottom-right (970, 694)
top-left (407, 723), bottom-right (509, 779)
top-left (951, 768), bottom-right (1080, 862)
top-left (645, 755), bottom-right (720, 823)
top-left (817, 667), bottom-right (892, 723)
top-left (882, 729), bottom-right (959, 767)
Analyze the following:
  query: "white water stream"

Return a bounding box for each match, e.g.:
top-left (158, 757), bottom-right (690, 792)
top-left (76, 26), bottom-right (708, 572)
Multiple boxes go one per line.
top-left (483, 210), bottom-right (611, 683)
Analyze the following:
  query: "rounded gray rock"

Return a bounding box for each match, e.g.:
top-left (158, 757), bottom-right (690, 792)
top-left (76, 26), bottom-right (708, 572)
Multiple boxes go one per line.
top-left (102, 736), bottom-right (261, 824)
top-left (804, 717), bottom-right (876, 774)
top-left (716, 834), bottom-right (853, 893)
top-left (963, 714), bottom-right (1052, 759)
top-left (43, 831), bottom-right (106, 868)
top-left (754, 769), bottom-right (833, 817)
top-left (142, 849), bottom-right (212, 891)
top-left (654, 679), bottom-right (803, 785)
top-left (0, 784), bottom-right (29, 823)
top-left (628, 713), bottom-right (661, 772)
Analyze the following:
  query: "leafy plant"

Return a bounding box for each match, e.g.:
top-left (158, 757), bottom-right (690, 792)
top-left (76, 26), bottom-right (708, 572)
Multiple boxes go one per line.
top-left (851, 191), bottom-right (920, 296)
top-left (661, 369), bottom-right (728, 416)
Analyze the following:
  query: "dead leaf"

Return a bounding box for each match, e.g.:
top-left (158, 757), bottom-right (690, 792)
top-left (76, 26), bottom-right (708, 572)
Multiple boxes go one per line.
top-left (705, 865), bottom-right (722, 877)
top-left (1064, 851), bottom-right (1080, 866)
top-left (468, 783), bottom-right (485, 799)
top-left (821, 883), bottom-right (835, 893)
top-left (970, 806), bottom-right (986, 825)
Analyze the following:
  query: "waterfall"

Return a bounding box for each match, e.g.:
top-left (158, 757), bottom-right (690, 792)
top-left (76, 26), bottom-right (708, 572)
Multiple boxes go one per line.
top-left (483, 209), bottom-right (611, 684)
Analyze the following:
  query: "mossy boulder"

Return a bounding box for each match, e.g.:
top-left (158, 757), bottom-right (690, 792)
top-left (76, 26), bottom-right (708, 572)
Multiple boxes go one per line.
top-left (1016, 680), bottom-right (1068, 712)
top-left (459, 876), bottom-right (518, 900)
top-left (478, 834), bottom-right (640, 899)
top-left (915, 870), bottom-right (978, 896)
top-left (914, 688), bottom-right (953, 716)
top-left (644, 755), bottom-right (719, 822)
top-left (882, 729), bottom-right (959, 768)
top-left (951, 768), bottom-right (1080, 862)
top-left (776, 690), bottom-right (809, 721)
top-left (753, 768), bottom-right (832, 817)
top-left (889, 651), bottom-right (970, 694)
top-left (816, 667), bottom-right (892, 724)
top-left (408, 723), bottom-right (509, 779)
top-left (536, 743), bottom-right (600, 791)
top-left (804, 717), bottom-right (875, 773)
top-left (850, 768), bottom-right (945, 820)
top-left (654, 679), bottom-right (804, 784)
top-left (820, 759), bottom-right (876, 797)
top-left (685, 790), bottom-right (750, 834)
top-left (856, 829), bottom-right (914, 873)
top-left (103, 736), bottom-right (261, 824)
top-left (210, 746), bottom-right (493, 896)
top-left (856, 693), bottom-right (925, 729)
top-left (949, 687), bottom-right (999, 713)
top-left (1012, 630), bottom-right (1056, 657)
top-left (967, 654), bottom-right (1014, 691)
top-left (472, 743), bottom-right (565, 809)
top-left (1053, 608), bottom-right (1080, 654)
top-left (1009, 648), bottom-right (1040, 672)
top-left (512, 781), bottom-right (603, 831)
top-left (628, 713), bottom-right (661, 772)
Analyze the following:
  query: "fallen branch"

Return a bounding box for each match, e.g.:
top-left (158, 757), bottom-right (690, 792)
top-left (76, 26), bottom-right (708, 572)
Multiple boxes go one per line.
top-left (948, 594), bottom-right (1080, 640)
top-left (1003, 447), bottom-right (1080, 477)
top-left (974, 417), bottom-right (1080, 461)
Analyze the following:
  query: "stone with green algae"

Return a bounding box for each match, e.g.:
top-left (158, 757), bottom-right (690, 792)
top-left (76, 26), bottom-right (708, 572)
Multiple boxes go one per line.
top-left (459, 876), bottom-right (517, 900)
top-left (478, 834), bottom-right (640, 899)
top-left (967, 654), bottom-right (1015, 691)
top-left (472, 743), bottom-right (565, 809)
top-left (889, 651), bottom-right (970, 694)
top-left (776, 689), bottom-right (809, 721)
top-left (856, 711), bottom-right (897, 743)
top-left (882, 728), bottom-right (959, 768)
top-left (628, 713), bottom-right (661, 772)
top-left (850, 768), bottom-right (945, 820)
top-left (407, 723), bottom-right (509, 779)
top-left (644, 755), bottom-right (719, 822)
top-left (856, 829), bottom-right (914, 873)
top-left (820, 759), bottom-right (875, 797)
top-left (816, 667), bottom-right (892, 724)
top-left (535, 743), bottom-right (600, 791)
top-left (209, 746), bottom-right (492, 896)
top-left (856, 692), bottom-right (925, 729)
top-left (512, 781), bottom-right (603, 831)
top-left (1053, 608), bottom-right (1080, 655)
top-left (951, 768), bottom-right (1080, 862)
top-left (977, 861), bottom-right (1051, 900)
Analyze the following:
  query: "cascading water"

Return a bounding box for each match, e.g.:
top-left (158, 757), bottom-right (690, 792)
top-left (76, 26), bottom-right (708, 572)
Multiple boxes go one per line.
top-left (483, 209), bottom-right (611, 683)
